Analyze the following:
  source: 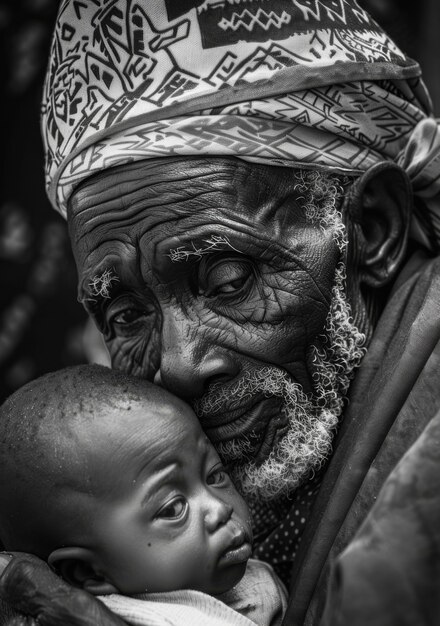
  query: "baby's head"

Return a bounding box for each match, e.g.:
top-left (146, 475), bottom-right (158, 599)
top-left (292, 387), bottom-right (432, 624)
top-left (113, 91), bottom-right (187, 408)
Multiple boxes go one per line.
top-left (0, 365), bottom-right (252, 596)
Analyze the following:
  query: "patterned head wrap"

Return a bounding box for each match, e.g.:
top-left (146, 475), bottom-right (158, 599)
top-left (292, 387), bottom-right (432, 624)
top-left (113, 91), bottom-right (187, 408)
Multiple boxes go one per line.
top-left (42, 0), bottom-right (440, 250)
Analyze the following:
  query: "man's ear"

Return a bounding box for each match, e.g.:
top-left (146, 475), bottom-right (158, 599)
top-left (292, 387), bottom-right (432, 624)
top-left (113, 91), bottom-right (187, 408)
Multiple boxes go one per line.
top-left (48, 547), bottom-right (118, 595)
top-left (346, 162), bottom-right (412, 288)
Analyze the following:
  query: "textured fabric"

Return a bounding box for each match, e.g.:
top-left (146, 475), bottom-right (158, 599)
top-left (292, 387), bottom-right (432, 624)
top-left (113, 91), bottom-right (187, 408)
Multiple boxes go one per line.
top-left (99, 558), bottom-right (287, 626)
top-left (320, 406), bottom-right (440, 626)
top-left (285, 252), bottom-right (440, 625)
top-left (42, 0), bottom-right (440, 243)
top-left (251, 472), bottom-right (322, 586)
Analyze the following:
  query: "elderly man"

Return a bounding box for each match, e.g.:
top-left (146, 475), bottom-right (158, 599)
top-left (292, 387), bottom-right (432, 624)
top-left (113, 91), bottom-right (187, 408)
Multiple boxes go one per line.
top-left (1, 0), bottom-right (440, 624)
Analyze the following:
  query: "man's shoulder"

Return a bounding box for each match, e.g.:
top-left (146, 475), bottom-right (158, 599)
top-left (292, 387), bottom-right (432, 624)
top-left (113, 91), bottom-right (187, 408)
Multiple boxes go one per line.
top-left (286, 251), bottom-right (440, 625)
top-left (386, 251), bottom-right (440, 321)
top-left (320, 402), bottom-right (440, 626)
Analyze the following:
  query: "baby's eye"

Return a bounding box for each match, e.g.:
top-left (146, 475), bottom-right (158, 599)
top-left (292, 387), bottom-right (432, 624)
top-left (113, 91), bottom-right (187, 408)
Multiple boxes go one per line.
top-left (207, 466), bottom-right (230, 487)
top-left (156, 497), bottom-right (188, 520)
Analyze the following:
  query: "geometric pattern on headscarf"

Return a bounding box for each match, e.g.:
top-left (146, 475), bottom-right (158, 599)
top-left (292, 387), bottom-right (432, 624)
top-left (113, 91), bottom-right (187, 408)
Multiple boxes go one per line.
top-left (41, 0), bottom-right (440, 250)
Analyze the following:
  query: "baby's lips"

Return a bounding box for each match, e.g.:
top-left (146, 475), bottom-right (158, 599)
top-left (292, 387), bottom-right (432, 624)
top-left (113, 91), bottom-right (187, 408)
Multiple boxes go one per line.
top-left (219, 538), bottom-right (253, 566)
top-left (222, 526), bottom-right (251, 554)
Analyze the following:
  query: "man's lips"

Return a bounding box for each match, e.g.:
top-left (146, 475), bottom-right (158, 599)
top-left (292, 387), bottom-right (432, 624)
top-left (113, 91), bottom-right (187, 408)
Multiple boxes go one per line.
top-left (202, 397), bottom-right (286, 444)
top-left (197, 393), bottom-right (269, 430)
top-left (254, 419), bottom-right (289, 465)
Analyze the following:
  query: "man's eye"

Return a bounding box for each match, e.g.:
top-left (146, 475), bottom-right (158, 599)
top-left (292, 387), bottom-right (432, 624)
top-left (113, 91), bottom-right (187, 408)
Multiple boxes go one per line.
top-left (201, 258), bottom-right (254, 298)
top-left (207, 467), bottom-right (230, 487)
top-left (218, 276), bottom-right (248, 293)
top-left (113, 308), bottom-right (147, 325)
top-left (156, 497), bottom-right (188, 520)
top-left (105, 298), bottom-right (156, 334)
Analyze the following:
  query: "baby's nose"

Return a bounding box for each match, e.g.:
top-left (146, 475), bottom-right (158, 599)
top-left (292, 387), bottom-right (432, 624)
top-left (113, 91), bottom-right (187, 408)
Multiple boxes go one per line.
top-left (204, 498), bottom-right (233, 533)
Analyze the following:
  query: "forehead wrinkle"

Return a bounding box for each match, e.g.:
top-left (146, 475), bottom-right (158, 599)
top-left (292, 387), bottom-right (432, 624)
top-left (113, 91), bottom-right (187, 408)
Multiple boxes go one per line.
top-left (151, 214), bottom-right (282, 261)
top-left (71, 185), bottom-right (237, 249)
top-left (121, 188), bottom-right (233, 230)
top-left (77, 160), bottom-right (238, 210)
top-left (69, 160), bottom-right (294, 250)
top-left (70, 157), bottom-right (303, 236)
top-left (153, 186), bottom-right (285, 244)
top-left (70, 160), bottom-right (240, 215)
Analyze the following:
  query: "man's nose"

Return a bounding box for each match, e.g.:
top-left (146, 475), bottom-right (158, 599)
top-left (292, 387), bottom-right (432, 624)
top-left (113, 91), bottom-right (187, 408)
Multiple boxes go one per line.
top-left (158, 309), bottom-right (239, 399)
top-left (204, 496), bottom-right (233, 534)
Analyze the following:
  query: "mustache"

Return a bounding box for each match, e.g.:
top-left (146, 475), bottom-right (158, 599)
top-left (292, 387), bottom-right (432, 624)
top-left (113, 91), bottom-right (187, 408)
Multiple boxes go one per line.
top-left (193, 366), bottom-right (290, 418)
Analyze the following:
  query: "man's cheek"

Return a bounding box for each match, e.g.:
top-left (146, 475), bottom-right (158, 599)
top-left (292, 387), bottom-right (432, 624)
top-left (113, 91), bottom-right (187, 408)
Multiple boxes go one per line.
top-left (107, 331), bottom-right (161, 380)
top-left (261, 269), bottom-right (331, 330)
top-left (239, 281), bottom-right (331, 379)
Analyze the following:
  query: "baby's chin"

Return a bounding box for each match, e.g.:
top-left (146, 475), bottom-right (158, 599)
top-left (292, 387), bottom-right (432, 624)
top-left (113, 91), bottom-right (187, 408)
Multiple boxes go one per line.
top-left (204, 558), bottom-right (250, 597)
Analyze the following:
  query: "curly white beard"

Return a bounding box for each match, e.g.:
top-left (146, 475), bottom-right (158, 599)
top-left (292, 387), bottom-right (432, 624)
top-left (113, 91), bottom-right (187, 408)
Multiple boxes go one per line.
top-left (209, 261), bottom-right (365, 502)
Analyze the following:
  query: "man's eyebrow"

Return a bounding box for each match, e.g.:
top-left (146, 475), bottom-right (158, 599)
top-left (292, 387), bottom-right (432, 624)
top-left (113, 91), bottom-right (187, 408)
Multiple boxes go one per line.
top-left (166, 234), bottom-right (242, 263)
top-left (81, 267), bottom-right (120, 303)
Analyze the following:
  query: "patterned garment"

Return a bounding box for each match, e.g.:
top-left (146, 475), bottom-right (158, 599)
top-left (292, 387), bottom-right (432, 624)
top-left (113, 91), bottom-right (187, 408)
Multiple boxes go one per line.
top-left (250, 472), bottom-right (323, 585)
top-left (42, 0), bottom-right (440, 251)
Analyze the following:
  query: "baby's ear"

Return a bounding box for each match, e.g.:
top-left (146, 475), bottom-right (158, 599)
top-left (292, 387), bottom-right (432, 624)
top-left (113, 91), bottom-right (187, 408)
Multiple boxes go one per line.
top-left (48, 547), bottom-right (118, 595)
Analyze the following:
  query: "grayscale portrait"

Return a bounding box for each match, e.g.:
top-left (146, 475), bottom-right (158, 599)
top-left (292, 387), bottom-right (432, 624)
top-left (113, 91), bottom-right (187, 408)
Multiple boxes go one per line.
top-left (1, 1), bottom-right (440, 624)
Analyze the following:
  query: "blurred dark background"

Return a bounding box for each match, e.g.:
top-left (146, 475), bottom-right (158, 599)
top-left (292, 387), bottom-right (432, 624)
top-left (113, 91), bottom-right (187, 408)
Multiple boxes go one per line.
top-left (1, 0), bottom-right (440, 401)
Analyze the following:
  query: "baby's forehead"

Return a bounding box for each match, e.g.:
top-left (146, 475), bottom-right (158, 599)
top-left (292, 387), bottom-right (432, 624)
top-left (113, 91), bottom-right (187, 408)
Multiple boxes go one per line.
top-left (100, 387), bottom-right (200, 435)
top-left (61, 380), bottom-right (203, 465)
top-left (81, 392), bottom-right (211, 481)
top-left (129, 387), bottom-right (190, 416)
top-left (80, 378), bottom-right (181, 411)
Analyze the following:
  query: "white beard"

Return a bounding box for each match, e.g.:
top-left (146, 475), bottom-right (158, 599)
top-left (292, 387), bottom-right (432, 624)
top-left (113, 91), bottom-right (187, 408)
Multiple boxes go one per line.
top-left (196, 262), bottom-right (366, 502)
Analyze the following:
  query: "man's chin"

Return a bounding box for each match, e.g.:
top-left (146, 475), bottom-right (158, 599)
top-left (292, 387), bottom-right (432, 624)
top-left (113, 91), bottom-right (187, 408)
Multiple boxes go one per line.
top-left (229, 457), bottom-right (316, 504)
top-left (223, 409), bottom-right (337, 502)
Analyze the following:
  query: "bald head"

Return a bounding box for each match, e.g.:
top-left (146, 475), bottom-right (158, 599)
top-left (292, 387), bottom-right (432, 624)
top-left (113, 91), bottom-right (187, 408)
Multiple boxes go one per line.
top-left (0, 365), bottom-right (185, 558)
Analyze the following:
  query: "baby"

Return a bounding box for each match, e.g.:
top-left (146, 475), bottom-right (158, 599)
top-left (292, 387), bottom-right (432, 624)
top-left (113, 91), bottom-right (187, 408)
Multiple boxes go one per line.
top-left (0, 365), bottom-right (287, 626)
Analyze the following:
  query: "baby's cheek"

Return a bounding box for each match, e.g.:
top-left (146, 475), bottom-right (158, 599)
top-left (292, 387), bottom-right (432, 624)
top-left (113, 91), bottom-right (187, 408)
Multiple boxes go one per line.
top-left (235, 493), bottom-right (253, 534)
top-left (150, 542), bottom-right (202, 591)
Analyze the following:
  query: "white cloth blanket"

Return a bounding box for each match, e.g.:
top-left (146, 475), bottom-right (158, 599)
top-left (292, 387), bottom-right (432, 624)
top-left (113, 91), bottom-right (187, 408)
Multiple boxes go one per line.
top-left (99, 559), bottom-right (287, 626)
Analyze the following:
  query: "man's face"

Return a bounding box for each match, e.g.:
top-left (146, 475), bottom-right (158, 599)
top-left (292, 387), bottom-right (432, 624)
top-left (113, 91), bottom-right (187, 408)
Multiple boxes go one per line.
top-left (69, 157), bottom-right (364, 499)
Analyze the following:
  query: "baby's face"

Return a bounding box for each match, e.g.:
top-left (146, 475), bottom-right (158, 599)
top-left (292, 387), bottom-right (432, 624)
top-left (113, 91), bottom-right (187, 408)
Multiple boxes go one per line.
top-left (80, 390), bottom-right (252, 595)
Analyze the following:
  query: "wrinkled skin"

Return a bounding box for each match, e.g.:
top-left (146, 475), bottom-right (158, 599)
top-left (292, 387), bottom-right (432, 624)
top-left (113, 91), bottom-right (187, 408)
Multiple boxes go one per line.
top-left (71, 158), bottom-right (341, 408)
top-left (2, 157), bottom-right (409, 624)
